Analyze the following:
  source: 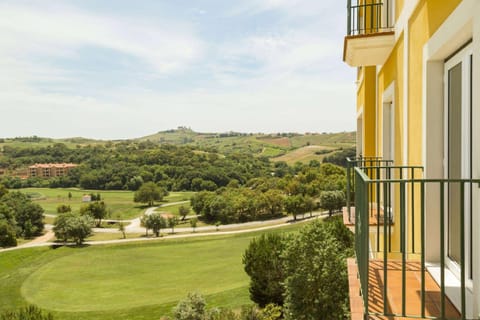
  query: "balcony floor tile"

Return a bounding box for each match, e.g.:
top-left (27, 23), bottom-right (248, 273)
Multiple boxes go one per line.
top-left (347, 258), bottom-right (461, 319)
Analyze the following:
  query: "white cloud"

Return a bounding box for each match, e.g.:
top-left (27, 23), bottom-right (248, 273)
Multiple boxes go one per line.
top-left (0, 3), bottom-right (204, 75)
top-left (229, 0), bottom-right (337, 17)
top-left (0, 0), bottom-right (356, 139)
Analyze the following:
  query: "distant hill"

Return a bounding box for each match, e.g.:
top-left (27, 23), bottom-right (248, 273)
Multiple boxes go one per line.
top-left (137, 128), bottom-right (355, 163)
top-left (0, 129), bottom-right (355, 164)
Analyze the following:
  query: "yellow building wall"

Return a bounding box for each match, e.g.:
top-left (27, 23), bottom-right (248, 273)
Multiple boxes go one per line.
top-left (405, 0), bottom-right (462, 254)
top-left (366, 0), bottom-right (463, 257)
top-left (396, 0), bottom-right (404, 22)
top-left (407, 0), bottom-right (462, 168)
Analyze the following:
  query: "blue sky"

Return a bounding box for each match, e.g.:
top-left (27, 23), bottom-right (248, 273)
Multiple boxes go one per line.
top-left (0, 0), bottom-right (355, 139)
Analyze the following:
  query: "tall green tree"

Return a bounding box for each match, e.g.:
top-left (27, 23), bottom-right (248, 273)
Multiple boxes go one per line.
top-left (167, 216), bottom-right (178, 234)
top-left (283, 195), bottom-right (304, 221)
top-left (319, 191), bottom-right (345, 216)
top-left (134, 182), bottom-right (167, 206)
top-left (243, 233), bottom-right (287, 307)
top-left (80, 201), bottom-right (108, 227)
top-left (1, 192), bottom-right (44, 237)
top-left (0, 220), bottom-right (17, 247)
top-left (189, 217), bottom-right (198, 233)
top-left (145, 213), bottom-right (166, 237)
top-left (53, 213), bottom-right (92, 245)
top-left (178, 205), bottom-right (190, 221)
top-left (282, 220), bottom-right (351, 320)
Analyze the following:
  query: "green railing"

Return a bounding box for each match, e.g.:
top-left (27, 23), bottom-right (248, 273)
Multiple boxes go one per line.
top-left (347, 0), bottom-right (394, 36)
top-left (346, 157), bottom-right (393, 222)
top-left (354, 165), bottom-right (480, 319)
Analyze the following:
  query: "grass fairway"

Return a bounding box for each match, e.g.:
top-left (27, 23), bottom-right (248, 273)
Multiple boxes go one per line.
top-left (1, 222), bottom-right (307, 319)
top-left (19, 188), bottom-right (194, 220)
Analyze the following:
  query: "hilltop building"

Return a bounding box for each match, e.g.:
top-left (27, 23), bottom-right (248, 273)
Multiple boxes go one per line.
top-left (343, 0), bottom-right (480, 319)
top-left (28, 163), bottom-right (78, 178)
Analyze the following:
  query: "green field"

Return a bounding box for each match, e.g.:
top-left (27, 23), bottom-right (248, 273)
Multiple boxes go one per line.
top-left (19, 188), bottom-right (194, 220)
top-left (0, 223), bottom-right (307, 319)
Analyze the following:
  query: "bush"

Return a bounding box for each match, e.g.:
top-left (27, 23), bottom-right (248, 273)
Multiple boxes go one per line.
top-left (173, 292), bottom-right (206, 320)
top-left (0, 305), bottom-right (54, 320)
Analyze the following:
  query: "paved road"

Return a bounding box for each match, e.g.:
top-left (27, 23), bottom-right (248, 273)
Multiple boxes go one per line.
top-left (0, 213), bottom-right (329, 253)
top-left (0, 201), bottom-right (332, 253)
top-left (124, 201), bottom-right (189, 233)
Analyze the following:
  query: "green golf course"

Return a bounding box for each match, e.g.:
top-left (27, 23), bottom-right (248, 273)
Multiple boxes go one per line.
top-left (1, 222), bottom-right (306, 319)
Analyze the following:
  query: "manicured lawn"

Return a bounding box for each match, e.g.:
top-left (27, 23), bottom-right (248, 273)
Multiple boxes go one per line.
top-left (0, 223), bottom-right (306, 319)
top-left (155, 203), bottom-right (191, 216)
top-left (19, 188), bottom-right (195, 220)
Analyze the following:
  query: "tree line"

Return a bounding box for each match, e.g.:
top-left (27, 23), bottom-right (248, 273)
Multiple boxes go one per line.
top-left (190, 162), bottom-right (347, 224)
top-left (0, 143), bottom-right (271, 191)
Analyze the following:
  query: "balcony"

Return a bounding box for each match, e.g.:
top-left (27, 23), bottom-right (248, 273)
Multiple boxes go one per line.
top-left (343, 0), bottom-right (395, 67)
top-left (346, 158), bottom-right (479, 319)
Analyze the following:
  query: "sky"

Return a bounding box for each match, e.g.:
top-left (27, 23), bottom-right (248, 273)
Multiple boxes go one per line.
top-left (0, 0), bottom-right (355, 140)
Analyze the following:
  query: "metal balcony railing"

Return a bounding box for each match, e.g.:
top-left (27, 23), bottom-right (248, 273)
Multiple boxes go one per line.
top-left (345, 157), bottom-right (393, 222)
top-left (354, 164), bottom-right (480, 319)
top-left (347, 0), bottom-right (394, 36)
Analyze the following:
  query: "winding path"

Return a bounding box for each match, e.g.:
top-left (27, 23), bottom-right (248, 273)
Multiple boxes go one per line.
top-left (0, 204), bottom-right (331, 253)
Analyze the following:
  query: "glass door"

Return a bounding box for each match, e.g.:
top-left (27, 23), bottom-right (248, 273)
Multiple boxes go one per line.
top-left (444, 44), bottom-right (473, 281)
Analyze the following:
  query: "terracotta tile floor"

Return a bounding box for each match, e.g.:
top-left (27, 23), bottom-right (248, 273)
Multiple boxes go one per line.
top-left (348, 259), bottom-right (461, 320)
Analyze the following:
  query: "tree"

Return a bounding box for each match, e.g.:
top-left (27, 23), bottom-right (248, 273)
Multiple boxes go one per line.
top-left (146, 213), bottom-right (166, 237)
top-left (118, 221), bottom-right (126, 239)
top-left (0, 184), bottom-right (8, 198)
top-left (56, 204), bottom-right (71, 214)
top-left (283, 195), bottom-right (304, 221)
top-left (0, 220), bottom-right (17, 247)
top-left (67, 191), bottom-right (72, 200)
top-left (53, 213), bottom-right (74, 243)
top-left (140, 214), bottom-right (149, 236)
top-left (167, 216), bottom-right (178, 234)
top-left (173, 292), bottom-right (206, 320)
top-left (80, 201), bottom-right (108, 227)
top-left (189, 217), bottom-right (198, 233)
top-left (263, 189), bottom-right (284, 218)
top-left (319, 191), bottom-right (345, 216)
top-left (282, 220), bottom-right (350, 320)
top-left (53, 213), bottom-right (93, 245)
top-left (1, 192), bottom-right (44, 237)
top-left (15, 202), bottom-right (44, 237)
top-left (134, 182), bottom-right (166, 206)
top-left (303, 195), bottom-right (316, 218)
top-left (178, 205), bottom-right (190, 221)
top-left (243, 233), bottom-right (287, 307)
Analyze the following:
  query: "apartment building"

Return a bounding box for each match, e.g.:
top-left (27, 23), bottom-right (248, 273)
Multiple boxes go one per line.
top-left (28, 163), bottom-right (77, 178)
top-left (343, 0), bottom-right (480, 319)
